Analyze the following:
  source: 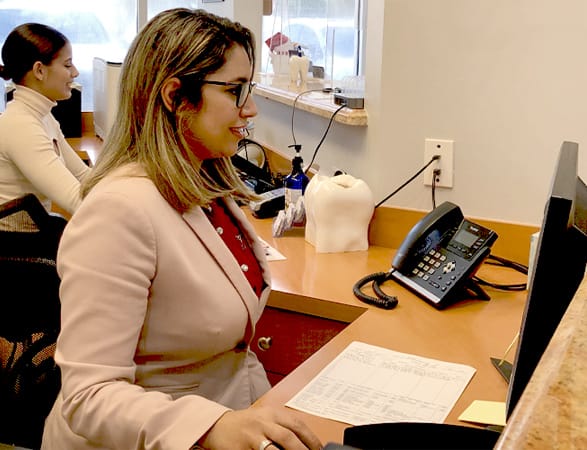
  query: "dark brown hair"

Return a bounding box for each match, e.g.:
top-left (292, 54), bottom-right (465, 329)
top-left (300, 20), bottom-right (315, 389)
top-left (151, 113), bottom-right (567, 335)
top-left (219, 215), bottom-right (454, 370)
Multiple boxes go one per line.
top-left (0, 23), bottom-right (68, 83)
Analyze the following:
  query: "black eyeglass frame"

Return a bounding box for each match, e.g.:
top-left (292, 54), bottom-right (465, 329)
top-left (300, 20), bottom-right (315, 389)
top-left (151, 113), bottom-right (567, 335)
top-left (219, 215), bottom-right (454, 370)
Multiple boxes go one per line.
top-left (196, 80), bottom-right (257, 108)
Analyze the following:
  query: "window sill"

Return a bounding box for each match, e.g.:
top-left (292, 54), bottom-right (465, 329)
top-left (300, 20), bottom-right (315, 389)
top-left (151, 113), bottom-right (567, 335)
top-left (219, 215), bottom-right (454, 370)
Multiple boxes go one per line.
top-left (254, 73), bottom-right (368, 127)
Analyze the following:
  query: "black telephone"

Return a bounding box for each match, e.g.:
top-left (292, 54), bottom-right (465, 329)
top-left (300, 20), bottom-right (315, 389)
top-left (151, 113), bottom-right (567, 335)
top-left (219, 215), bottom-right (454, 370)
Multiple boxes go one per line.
top-left (390, 201), bottom-right (498, 309)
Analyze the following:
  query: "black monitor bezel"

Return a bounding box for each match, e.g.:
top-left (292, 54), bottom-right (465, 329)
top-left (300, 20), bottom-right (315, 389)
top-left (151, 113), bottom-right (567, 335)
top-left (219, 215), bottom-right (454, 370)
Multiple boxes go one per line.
top-left (505, 141), bottom-right (587, 418)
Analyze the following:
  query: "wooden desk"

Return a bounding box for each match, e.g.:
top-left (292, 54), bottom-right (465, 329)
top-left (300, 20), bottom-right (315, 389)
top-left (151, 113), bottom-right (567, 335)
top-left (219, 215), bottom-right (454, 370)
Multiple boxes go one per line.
top-left (68, 135), bottom-right (102, 166)
top-left (248, 212), bottom-right (528, 445)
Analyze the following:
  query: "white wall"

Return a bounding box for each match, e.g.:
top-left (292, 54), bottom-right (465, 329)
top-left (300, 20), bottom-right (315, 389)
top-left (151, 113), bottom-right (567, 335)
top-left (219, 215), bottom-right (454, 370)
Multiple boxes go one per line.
top-left (197, 0), bottom-right (233, 18)
top-left (198, 0), bottom-right (264, 79)
top-left (249, 0), bottom-right (587, 226)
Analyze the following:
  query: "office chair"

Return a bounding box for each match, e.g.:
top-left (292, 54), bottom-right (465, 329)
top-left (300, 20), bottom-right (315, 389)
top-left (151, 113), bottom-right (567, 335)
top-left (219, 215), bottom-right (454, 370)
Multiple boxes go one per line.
top-left (343, 422), bottom-right (501, 449)
top-left (0, 194), bottom-right (67, 449)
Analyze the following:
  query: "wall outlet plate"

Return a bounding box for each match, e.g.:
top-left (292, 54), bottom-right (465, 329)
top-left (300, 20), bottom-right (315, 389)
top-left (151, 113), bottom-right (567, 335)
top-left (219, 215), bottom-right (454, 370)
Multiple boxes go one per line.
top-left (424, 138), bottom-right (454, 188)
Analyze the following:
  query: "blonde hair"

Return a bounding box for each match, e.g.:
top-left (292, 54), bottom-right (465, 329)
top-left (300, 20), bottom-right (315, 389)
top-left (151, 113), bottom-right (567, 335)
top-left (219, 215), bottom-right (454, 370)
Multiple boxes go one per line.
top-left (81, 8), bottom-right (256, 212)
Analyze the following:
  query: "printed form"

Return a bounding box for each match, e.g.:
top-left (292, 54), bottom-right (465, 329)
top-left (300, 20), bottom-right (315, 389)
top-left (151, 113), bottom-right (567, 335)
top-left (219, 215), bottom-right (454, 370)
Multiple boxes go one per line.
top-left (286, 341), bottom-right (476, 426)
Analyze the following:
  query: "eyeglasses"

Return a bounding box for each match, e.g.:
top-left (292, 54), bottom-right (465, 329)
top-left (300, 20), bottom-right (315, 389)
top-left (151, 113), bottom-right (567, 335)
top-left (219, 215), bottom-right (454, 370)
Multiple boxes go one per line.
top-left (200, 80), bottom-right (257, 108)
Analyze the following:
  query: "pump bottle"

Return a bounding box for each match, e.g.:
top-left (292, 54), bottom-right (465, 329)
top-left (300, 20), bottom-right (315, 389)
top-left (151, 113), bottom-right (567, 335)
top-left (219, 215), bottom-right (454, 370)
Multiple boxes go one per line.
top-left (284, 144), bottom-right (309, 209)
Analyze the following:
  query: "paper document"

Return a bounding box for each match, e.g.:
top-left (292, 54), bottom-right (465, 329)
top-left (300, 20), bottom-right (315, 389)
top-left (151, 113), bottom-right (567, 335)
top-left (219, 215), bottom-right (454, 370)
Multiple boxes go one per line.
top-left (259, 238), bottom-right (286, 261)
top-left (286, 341), bottom-right (476, 426)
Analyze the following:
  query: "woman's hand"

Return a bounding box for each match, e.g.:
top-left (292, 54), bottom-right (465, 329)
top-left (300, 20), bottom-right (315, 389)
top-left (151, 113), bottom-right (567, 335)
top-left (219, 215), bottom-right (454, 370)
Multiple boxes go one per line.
top-left (197, 405), bottom-right (322, 450)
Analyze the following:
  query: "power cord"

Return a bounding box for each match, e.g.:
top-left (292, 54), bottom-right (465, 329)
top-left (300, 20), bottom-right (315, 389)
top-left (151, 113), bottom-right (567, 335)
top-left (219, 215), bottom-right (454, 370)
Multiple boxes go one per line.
top-left (289, 89), bottom-right (346, 174)
top-left (237, 138), bottom-right (268, 170)
top-left (290, 89), bottom-right (326, 147)
top-left (431, 169), bottom-right (440, 209)
top-left (473, 254), bottom-right (529, 291)
top-left (304, 103), bottom-right (346, 174)
top-left (486, 254), bottom-right (529, 275)
top-left (374, 155), bottom-right (440, 208)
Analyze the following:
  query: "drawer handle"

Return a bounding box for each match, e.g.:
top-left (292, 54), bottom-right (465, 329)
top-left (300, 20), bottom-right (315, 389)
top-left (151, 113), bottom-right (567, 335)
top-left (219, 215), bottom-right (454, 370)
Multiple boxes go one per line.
top-left (257, 336), bottom-right (273, 351)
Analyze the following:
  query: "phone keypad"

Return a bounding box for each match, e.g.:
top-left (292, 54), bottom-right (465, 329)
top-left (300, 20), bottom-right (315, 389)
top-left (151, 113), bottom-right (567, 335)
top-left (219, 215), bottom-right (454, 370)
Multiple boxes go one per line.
top-left (412, 249), bottom-right (462, 293)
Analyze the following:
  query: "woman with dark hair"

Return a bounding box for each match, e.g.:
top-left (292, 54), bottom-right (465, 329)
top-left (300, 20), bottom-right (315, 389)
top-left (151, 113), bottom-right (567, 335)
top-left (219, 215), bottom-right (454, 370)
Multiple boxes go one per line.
top-left (41, 9), bottom-right (321, 450)
top-left (0, 23), bottom-right (90, 215)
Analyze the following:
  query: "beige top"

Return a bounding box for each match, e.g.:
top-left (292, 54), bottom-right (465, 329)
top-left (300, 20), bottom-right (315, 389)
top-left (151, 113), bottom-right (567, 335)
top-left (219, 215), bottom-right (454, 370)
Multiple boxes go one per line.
top-left (0, 85), bottom-right (90, 213)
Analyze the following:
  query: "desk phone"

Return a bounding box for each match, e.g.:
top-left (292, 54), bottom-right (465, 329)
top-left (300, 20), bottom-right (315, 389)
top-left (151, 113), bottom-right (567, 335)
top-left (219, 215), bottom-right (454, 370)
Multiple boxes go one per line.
top-left (391, 201), bottom-right (498, 309)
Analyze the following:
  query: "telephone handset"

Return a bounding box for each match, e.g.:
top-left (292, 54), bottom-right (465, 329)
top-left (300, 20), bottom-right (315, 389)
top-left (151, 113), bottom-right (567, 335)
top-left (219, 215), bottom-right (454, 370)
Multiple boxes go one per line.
top-left (390, 201), bottom-right (498, 309)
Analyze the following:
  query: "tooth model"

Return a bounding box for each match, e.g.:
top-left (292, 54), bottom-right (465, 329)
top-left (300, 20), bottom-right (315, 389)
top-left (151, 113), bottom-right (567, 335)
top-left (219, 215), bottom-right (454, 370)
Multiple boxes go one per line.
top-left (289, 55), bottom-right (310, 88)
top-left (305, 174), bottom-right (374, 253)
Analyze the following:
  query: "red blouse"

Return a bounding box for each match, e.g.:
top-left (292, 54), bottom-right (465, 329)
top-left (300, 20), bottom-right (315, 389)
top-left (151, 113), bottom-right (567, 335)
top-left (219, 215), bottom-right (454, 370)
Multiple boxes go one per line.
top-left (203, 199), bottom-right (264, 298)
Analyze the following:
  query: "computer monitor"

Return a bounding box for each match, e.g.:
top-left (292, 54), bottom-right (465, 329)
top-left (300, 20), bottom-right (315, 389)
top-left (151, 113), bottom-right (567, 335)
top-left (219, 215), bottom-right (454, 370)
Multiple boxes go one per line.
top-left (505, 141), bottom-right (587, 418)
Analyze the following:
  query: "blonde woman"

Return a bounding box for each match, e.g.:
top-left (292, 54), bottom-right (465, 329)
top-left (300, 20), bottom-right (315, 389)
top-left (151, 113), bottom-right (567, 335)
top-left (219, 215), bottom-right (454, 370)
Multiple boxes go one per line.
top-left (41, 8), bottom-right (321, 450)
top-left (0, 23), bottom-right (90, 214)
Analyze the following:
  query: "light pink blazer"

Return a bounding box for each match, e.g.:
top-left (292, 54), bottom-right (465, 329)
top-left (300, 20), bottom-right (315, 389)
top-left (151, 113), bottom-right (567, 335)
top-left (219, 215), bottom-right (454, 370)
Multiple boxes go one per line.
top-left (42, 164), bottom-right (272, 450)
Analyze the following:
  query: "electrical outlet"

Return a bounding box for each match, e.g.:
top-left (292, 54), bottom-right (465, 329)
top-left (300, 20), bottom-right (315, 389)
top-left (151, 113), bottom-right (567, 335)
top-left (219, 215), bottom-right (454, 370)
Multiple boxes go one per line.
top-left (424, 139), bottom-right (454, 188)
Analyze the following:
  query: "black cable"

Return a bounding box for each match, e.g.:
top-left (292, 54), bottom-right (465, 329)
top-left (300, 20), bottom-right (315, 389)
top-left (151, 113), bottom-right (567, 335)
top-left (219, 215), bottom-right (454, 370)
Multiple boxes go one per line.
top-left (304, 103), bottom-right (346, 175)
top-left (486, 254), bottom-right (529, 274)
top-left (238, 137), bottom-right (266, 167)
top-left (473, 277), bottom-right (527, 291)
top-left (431, 169), bottom-right (440, 209)
top-left (372, 272), bottom-right (399, 309)
top-left (290, 89), bottom-right (325, 147)
top-left (473, 254), bottom-right (529, 291)
top-left (374, 155), bottom-right (440, 209)
top-left (353, 271), bottom-right (398, 310)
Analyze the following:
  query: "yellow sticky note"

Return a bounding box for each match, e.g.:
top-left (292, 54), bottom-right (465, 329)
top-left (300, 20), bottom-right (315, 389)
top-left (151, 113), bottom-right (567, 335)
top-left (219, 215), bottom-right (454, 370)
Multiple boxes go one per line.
top-left (458, 400), bottom-right (506, 427)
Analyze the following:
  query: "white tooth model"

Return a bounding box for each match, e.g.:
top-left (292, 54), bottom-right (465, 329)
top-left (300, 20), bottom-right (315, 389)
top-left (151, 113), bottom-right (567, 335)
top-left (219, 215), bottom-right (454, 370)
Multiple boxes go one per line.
top-left (305, 173), bottom-right (374, 253)
top-left (289, 54), bottom-right (310, 89)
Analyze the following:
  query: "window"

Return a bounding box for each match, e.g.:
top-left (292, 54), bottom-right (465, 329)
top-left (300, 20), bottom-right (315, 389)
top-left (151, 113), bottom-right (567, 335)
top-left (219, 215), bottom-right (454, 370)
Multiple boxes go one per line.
top-left (0, 0), bottom-right (362, 110)
top-left (0, 0), bottom-right (137, 110)
top-left (261, 0), bottom-right (362, 82)
top-left (0, 0), bottom-right (198, 111)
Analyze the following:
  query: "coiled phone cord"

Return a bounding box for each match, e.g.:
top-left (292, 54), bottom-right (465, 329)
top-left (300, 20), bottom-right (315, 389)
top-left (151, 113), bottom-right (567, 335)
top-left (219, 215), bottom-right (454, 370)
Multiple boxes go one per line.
top-left (352, 270), bottom-right (399, 310)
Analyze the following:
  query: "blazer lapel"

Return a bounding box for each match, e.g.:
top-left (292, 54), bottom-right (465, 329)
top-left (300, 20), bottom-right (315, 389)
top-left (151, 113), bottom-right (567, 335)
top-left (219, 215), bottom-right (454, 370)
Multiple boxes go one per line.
top-left (181, 203), bottom-right (266, 340)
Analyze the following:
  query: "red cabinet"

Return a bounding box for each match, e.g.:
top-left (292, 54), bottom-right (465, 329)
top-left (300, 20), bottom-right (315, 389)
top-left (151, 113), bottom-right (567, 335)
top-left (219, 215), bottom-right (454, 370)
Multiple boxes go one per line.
top-left (253, 307), bottom-right (347, 385)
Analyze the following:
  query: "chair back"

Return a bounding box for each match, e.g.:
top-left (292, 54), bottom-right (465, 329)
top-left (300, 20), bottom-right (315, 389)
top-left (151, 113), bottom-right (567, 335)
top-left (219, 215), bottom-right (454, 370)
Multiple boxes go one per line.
top-left (0, 194), bottom-right (67, 449)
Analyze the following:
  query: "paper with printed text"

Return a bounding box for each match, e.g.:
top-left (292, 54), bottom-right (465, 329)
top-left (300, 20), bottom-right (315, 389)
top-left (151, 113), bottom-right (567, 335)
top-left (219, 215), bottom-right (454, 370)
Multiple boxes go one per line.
top-left (286, 341), bottom-right (476, 425)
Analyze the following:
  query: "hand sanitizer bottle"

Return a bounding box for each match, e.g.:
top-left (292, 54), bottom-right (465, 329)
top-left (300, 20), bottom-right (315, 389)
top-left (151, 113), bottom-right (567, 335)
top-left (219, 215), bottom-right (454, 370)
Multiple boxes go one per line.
top-left (284, 144), bottom-right (309, 210)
